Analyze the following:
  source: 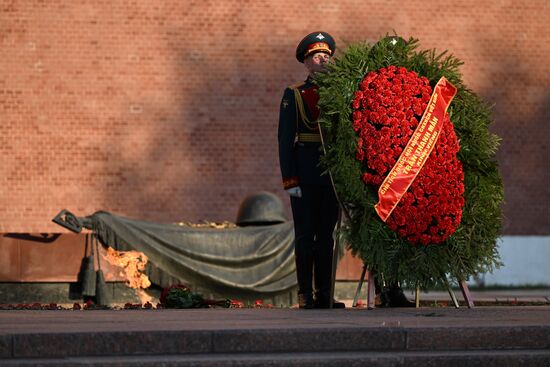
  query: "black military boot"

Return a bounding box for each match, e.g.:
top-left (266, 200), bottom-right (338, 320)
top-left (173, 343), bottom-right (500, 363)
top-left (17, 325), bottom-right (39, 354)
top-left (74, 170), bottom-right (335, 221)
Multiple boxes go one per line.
top-left (313, 294), bottom-right (346, 309)
top-left (298, 293), bottom-right (314, 309)
top-left (380, 285), bottom-right (415, 307)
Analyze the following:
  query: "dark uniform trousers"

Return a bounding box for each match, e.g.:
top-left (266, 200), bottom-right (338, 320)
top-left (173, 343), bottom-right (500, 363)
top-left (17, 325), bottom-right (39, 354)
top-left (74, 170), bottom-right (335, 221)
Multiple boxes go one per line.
top-left (278, 77), bottom-right (340, 301)
top-left (291, 184), bottom-right (339, 299)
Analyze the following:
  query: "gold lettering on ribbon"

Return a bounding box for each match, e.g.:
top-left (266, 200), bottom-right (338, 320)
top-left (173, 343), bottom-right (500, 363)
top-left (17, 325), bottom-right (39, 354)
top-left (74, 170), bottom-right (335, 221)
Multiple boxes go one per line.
top-left (374, 77), bottom-right (457, 222)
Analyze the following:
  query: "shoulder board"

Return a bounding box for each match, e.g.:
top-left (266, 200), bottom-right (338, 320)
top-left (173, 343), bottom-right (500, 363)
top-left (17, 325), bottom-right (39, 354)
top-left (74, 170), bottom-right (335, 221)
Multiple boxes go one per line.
top-left (288, 81), bottom-right (305, 90)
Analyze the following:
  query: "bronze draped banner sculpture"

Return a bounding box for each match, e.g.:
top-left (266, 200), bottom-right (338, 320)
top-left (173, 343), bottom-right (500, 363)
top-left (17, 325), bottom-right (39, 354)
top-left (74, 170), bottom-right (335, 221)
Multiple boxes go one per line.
top-left (53, 202), bottom-right (299, 305)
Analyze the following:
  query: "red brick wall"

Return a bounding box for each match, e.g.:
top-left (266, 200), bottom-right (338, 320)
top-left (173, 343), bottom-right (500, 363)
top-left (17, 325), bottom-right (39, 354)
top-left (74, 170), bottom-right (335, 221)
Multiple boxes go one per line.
top-left (1, 0), bottom-right (548, 234)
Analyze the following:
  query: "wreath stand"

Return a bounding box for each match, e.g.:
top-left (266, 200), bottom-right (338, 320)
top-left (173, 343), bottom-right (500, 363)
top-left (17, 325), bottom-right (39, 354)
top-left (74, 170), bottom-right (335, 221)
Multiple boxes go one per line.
top-left (349, 264), bottom-right (475, 309)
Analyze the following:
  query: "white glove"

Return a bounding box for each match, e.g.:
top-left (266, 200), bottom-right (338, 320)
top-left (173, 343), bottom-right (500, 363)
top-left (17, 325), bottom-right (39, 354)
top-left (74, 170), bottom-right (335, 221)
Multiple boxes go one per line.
top-left (286, 186), bottom-right (302, 198)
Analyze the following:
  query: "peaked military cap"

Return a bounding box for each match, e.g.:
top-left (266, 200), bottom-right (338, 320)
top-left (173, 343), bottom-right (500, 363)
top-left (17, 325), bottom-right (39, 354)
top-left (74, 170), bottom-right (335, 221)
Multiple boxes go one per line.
top-left (295, 31), bottom-right (336, 63)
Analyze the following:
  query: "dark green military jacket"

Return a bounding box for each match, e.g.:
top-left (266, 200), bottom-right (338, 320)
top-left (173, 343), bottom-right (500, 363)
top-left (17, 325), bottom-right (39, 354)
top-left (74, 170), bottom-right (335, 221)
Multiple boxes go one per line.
top-left (278, 77), bottom-right (331, 189)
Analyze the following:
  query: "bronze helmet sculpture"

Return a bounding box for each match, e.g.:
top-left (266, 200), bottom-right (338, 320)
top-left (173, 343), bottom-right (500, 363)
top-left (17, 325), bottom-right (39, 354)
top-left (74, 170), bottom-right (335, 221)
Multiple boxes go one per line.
top-left (236, 192), bottom-right (287, 226)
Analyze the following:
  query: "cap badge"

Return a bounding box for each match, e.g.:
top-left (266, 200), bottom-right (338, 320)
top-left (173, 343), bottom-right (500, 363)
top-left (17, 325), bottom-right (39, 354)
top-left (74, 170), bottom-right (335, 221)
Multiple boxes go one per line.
top-left (316, 33), bottom-right (325, 40)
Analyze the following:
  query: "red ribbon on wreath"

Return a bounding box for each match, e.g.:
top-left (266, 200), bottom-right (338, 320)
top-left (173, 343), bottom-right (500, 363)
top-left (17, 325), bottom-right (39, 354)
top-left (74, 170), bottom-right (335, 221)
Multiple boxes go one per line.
top-left (374, 77), bottom-right (457, 222)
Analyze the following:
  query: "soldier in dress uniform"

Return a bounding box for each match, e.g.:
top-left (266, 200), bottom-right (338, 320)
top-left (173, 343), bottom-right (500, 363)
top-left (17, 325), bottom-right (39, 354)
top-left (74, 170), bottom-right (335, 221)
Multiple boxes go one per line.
top-left (278, 31), bottom-right (345, 309)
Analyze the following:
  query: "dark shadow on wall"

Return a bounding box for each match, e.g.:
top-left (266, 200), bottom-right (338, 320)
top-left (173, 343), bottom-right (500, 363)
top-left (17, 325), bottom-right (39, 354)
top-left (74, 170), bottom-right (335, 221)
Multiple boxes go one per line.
top-left (101, 32), bottom-right (303, 224)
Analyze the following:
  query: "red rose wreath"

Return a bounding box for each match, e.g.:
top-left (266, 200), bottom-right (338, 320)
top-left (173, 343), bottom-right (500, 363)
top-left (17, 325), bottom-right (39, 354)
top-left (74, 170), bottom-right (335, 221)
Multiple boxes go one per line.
top-left (352, 66), bottom-right (464, 245)
top-left (315, 37), bottom-right (503, 288)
